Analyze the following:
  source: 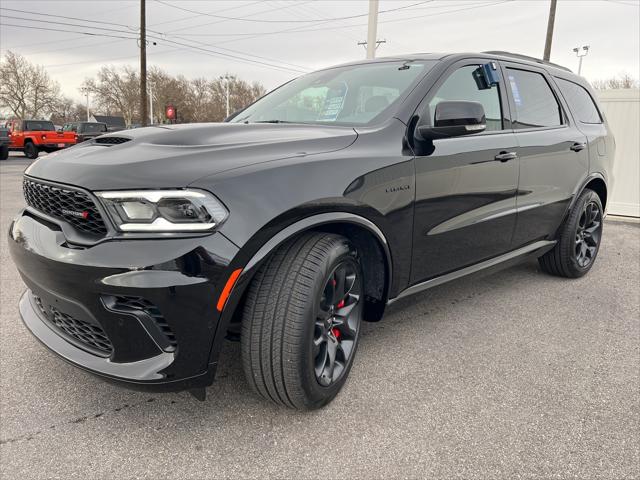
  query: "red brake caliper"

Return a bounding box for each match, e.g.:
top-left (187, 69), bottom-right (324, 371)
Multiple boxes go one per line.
top-left (331, 327), bottom-right (341, 340)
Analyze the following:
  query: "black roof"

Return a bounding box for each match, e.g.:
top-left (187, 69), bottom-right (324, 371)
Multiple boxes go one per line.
top-left (92, 115), bottom-right (126, 127)
top-left (329, 51), bottom-right (574, 77)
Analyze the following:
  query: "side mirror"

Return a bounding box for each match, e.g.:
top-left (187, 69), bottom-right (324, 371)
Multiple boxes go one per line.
top-left (417, 101), bottom-right (486, 140)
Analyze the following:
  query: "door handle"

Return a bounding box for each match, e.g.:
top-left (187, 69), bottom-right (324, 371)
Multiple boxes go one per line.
top-left (570, 142), bottom-right (587, 152)
top-left (494, 151), bottom-right (517, 162)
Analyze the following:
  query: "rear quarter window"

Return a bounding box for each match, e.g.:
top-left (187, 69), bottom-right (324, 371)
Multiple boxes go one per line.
top-left (555, 77), bottom-right (603, 124)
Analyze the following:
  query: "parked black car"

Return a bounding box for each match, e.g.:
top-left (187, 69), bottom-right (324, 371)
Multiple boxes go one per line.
top-left (9, 52), bottom-right (613, 409)
top-left (62, 121), bottom-right (109, 143)
top-left (0, 124), bottom-right (9, 160)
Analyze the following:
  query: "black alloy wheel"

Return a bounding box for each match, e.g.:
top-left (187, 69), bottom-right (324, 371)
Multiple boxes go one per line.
top-left (242, 232), bottom-right (364, 410)
top-left (574, 200), bottom-right (602, 268)
top-left (314, 260), bottom-right (361, 387)
top-left (539, 188), bottom-right (604, 278)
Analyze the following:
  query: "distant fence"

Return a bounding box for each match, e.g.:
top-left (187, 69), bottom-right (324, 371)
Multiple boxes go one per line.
top-left (598, 89), bottom-right (640, 217)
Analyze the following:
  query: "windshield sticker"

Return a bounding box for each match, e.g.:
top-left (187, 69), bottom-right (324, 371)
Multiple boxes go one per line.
top-left (318, 82), bottom-right (348, 122)
top-left (508, 75), bottom-right (522, 106)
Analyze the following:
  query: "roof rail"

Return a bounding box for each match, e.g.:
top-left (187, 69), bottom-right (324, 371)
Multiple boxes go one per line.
top-left (482, 51), bottom-right (572, 72)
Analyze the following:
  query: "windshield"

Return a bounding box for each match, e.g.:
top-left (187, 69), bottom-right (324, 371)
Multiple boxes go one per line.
top-left (81, 123), bottom-right (107, 133)
top-left (24, 121), bottom-right (55, 131)
top-left (231, 61), bottom-right (435, 126)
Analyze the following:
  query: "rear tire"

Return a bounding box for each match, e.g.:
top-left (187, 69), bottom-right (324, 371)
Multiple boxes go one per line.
top-left (241, 232), bottom-right (363, 410)
top-left (0, 145), bottom-right (8, 160)
top-left (24, 142), bottom-right (39, 159)
top-left (539, 188), bottom-right (603, 278)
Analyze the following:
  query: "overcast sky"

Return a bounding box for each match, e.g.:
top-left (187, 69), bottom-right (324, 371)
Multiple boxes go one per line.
top-left (1, 0), bottom-right (639, 102)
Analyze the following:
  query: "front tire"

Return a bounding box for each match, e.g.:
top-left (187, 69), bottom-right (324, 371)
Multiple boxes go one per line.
top-left (24, 142), bottom-right (39, 159)
top-left (241, 232), bottom-right (363, 410)
top-left (0, 145), bottom-right (8, 160)
top-left (539, 188), bottom-right (603, 278)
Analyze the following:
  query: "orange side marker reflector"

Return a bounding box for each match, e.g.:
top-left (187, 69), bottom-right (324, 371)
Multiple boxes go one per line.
top-left (217, 268), bottom-right (243, 312)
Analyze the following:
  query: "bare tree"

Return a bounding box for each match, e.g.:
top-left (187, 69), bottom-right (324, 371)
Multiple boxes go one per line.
top-left (82, 65), bottom-right (266, 124)
top-left (49, 97), bottom-right (86, 125)
top-left (592, 73), bottom-right (639, 89)
top-left (0, 51), bottom-right (60, 119)
top-left (83, 66), bottom-right (140, 126)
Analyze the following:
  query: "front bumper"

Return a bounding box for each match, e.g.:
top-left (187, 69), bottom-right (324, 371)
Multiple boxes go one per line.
top-left (9, 211), bottom-right (239, 391)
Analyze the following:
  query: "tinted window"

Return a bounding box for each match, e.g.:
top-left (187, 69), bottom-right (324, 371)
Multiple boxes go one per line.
top-left (231, 61), bottom-right (435, 126)
top-left (24, 121), bottom-right (55, 131)
top-left (506, 69), bottom-right (562, 128)
top-left (555, 78), bottom-right (602, 124)
top-left (429, 65), bottom-right (503, 131)
top-left (81, 123), bottom-right (107, 133)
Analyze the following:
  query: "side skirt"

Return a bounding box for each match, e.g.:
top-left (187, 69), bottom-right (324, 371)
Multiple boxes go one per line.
top-left (388, 240), bottom-right (556, 304)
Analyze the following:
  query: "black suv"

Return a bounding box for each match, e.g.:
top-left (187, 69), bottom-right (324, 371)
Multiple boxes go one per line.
top-left (62, 121), bottom-right (109, 143)
top-left (9, 52), bottom-right (614, 409)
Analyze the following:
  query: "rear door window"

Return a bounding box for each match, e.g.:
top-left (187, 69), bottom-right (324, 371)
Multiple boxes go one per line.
top-left (506, 68), bottom-right (562, 129)
top-left (555, 78), bottom-right (602, 124)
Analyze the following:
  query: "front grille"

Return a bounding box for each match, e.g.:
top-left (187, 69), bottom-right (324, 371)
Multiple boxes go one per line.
top-left (106, 296), bottom-right (177, 351)
top-left (23, 178), bottom-right (108, 237)
top-left (95, 136), bottom-right (130, 145)
top-left (33, 295), bottom-right (113, 356)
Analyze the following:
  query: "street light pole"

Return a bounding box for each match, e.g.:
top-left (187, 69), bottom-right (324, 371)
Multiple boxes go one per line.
top-left (149, 84), bottom-right (153, 125)
top-left (573, 45), bottom-right (590, 75)
top-left (85, 91), bottom-right (90, 121)
top-left (140, 0), bottom-right (148, 127)
top-left (220, 75), bottom-right (231, 118)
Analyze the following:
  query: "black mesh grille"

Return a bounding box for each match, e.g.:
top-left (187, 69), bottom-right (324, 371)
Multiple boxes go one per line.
top-left (111, 296), bottom-right (177, 349)
top-left (33, 295), bottom-right (113, 356)
top-left (95, 137), bottom-right (130, 145)
top-left (23, 178), bottom-right (108, 237)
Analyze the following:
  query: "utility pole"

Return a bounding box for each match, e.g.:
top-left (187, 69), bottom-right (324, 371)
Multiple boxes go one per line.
top-left (366, 0), bottom-right (379, 59)
top-left (85, 91), bottom-right (90, 121)
top-left (140, 0), bottom-right (148, 127)
top-left (543, 0), bottom-right (557, 61)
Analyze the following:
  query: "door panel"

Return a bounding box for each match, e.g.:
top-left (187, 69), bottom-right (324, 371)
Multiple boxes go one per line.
top-left (501, 63), bottom-right (589, 247)
top-left (410, 59), bottom-right (519, 283)
top-left (412, 134), bottom-right (519, 282)
top-left (511, 128), bottom-right (588, 247)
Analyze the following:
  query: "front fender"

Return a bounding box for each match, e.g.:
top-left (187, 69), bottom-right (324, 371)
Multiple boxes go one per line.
top-left (206, 211), bottom-right (392, 370)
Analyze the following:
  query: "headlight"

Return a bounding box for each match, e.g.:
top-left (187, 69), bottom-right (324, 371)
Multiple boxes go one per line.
top-left (96, 189), bottom-right (228, 232)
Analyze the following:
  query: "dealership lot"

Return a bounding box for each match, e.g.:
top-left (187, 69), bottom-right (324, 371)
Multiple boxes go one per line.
top-left (1, 156), bottom-right (638, 479)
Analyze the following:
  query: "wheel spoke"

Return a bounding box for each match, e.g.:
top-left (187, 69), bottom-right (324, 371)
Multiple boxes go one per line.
top-left (585, 221), bottom-right (600, 234)
top-left (313, 258), bottom-right (362, 387)
top-left (334, 266), bottom-right (346, 304)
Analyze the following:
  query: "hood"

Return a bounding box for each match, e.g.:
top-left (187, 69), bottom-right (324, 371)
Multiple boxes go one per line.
top-left (26, 123), bottom-right (358, 190)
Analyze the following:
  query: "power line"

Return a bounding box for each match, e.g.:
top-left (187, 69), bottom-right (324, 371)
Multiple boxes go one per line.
top-left (0, 23), bottom-right (140, 41)
top-left (0, 6), bottom-right (164, 35)
top-left (154, 0), bottom-right (433, 23)
top-left (146, 33), bottom-right (309, 73)
top-left (0, 14), bottom-right (149, 36)
top-left (164, 1), bottom-right (510, 39)
top-left (7, 38), bottom-right (128, 57)
top-left (162, 0), bottom-right (314, 34)
top-left (0, 13), bottom-right (307, 74)
top-left (149, 0), bottom-right (263, 27)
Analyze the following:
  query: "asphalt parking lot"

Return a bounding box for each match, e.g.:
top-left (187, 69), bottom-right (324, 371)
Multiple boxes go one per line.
top-left (1, 153), bottom-right (638, 479)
